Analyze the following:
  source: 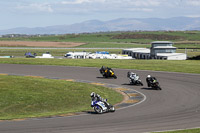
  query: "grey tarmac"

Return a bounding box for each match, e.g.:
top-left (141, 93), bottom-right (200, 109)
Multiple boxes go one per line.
top-left (0, 64), bottom-right (200, 133)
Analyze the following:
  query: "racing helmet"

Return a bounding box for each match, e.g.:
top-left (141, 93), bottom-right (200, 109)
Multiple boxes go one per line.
top-left (147, 75), bottom-right (151, 78)
top-left (132, 73), bottom-right (136, 76)
top-left (90, 92), bottom-right (95, 97)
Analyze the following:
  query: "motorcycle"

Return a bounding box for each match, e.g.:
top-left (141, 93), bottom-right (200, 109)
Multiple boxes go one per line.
top-left (150, 80), bottom-right (162, 90)
top-left (129, 76), bottom-right (143, 86)
top-left (91, 100), bottom-right (115, 114)
top-left (99, 66), bottom-right (117, 79)
top-left (127, 72), bottom-right (143, 86)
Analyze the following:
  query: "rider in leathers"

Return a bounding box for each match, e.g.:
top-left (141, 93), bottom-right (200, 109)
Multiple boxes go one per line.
top-left (127, 72), bottom-right (139, 84)
top-left (90, 92), bottom-right (110, 109)
top-left (100, 66), bottom-right (113, 77)
top-left (146, 75), bottom-right (157, 87)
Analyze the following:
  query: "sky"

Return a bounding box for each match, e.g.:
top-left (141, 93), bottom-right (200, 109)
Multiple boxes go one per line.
top-left (0, 0), bottom-right (200, 30)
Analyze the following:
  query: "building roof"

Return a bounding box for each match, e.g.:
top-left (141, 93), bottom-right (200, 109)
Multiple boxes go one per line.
top-left (153, 46), bottom-right (177, 49)
top-left (123, 48), bottom-right (150, 53)
top-left (151, 41), bottom-right (173, 44)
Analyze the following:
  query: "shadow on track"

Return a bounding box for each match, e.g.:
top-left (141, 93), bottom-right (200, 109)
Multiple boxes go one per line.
top-left (141, 87), bottom-right (160, 91)
top-left (85, 111), bottom-right (97, 115)
top-left (121, 83), bottom-right (143, 86)
top-left (96, 77), bottom-right (116, 79)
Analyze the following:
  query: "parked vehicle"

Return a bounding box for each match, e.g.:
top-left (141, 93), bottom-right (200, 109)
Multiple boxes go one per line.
top-left (99, 66), bottom-right (117, 79)
top-left (35, 52), bottom-right (54, 58)
top-left (25, 52), bottom-right (36, 58)
top-left (91, 99), bottom-right (115, 114)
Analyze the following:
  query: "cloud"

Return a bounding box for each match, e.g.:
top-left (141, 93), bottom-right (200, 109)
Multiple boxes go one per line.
top-left (128, 8), bottom-right (153, 12)
top-left (126, 0), bottom-right (160, 7)
top-left (16, 3), bottom-right (54, 13)
top-left (61, 0), bottom-right (106, 4)
top-left (61, 0), bottom-right (160, 6)
top-left (186, 14), bottom-right (200, 18)
top-left (58, 0), bottom-right (160, 14)
top-left (186, 0), bottom-right (200, 6)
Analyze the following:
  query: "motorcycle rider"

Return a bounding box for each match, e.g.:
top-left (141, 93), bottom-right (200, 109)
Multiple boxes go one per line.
top-left (127, 71), bottom-right (139, 84)
top-left (90, 92), bottom-right (110, 109)
top-left (100, 66), bottom-right (112, 77)
top-left (146, 75), bottom-right (157, 87)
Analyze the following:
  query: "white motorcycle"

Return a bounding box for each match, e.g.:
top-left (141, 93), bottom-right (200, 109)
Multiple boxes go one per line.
top-left (91, 100), bottom-right (115, 114)
top-left (127, 72), bottom-right (143, 86)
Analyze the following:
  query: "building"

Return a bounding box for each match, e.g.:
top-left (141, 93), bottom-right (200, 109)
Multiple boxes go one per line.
top-left (122, 41), bottom-right (187, 60)
top-left (123, 48), bottom-right (150, 59)
top-left (64, 52), bottom-right (91, 59)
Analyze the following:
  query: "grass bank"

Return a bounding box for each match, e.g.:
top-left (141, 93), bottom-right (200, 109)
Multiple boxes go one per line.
top-left (0, 75), bottom-right (123, 120)
top-left (0, 58), bottom-right (199, 74)
top-left (153, 128), bottom-right (200, 133)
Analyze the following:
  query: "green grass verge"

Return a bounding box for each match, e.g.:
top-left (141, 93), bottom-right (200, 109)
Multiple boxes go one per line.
top-left (0, 58), bottom-right (200, 74)
top-left (76, 42), bottom-right (150, 48)
top-left (152, 128), bottom-right (200, 133)
top-left (0, 75), bottom-right (123, 120)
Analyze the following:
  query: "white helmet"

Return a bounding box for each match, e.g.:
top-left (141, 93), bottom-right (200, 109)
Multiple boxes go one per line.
top-left (132, 73), bottom-right (136, 76)
top-left (147, 75), bottom-right (151, 78)
top-left (90, 92), bottom-right (95, 97)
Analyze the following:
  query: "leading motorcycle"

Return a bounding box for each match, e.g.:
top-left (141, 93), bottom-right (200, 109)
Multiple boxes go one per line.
top-left (99, 66), bottom-right (117, 79)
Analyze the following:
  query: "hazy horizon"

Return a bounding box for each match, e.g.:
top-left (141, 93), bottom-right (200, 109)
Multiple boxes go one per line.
top-left (1, 0), bottom-right (200, 30)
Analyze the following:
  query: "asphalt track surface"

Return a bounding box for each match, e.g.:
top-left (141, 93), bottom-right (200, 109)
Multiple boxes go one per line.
top-left (0, 64), bottom-right (200, 133)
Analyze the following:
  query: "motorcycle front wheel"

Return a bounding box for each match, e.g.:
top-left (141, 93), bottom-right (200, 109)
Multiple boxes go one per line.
top-left (109, 106), bottom-right (115, 112)
top-left (94, 106), bottom-right (103, 114)
top-left (113, 75), bottom-right (117, 79)
top-left (157, 86), bottom-right (162, 90)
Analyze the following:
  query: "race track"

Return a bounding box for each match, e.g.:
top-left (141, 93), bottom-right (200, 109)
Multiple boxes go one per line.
top-left (0, 64), bottom-right (200, 133)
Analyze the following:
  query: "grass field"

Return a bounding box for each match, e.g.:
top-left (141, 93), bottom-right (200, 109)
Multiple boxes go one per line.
top-left (0, 75), bottom-right (123, 120)
top-left (0, 58), bottom-right (199, 74)
top-left (153, 128), bottom-right (200, 133)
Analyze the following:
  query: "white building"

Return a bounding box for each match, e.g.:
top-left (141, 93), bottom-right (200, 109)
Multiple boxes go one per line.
top-left (64, 52), bottom-right (91, 59)
top-left (122, 41), bottom-right (187, 60)
top-left (64, 51), bottom-right (133, 59)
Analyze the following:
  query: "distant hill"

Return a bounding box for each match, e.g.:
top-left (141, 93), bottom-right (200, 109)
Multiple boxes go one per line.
top-left (0, 17), bottom-right (200, 35)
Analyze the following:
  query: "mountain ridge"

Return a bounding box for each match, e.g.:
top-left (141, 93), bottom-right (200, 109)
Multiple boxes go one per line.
top-left (0, 17), bottom-right (200, 35)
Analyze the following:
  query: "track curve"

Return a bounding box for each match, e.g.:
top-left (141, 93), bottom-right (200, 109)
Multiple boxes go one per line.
top-left (0, 64), bottom-right (200, 133)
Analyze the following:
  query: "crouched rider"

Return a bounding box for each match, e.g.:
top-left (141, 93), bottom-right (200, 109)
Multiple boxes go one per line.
top-left (90, 92), bottom-right (110, 109)
top-left (127, 72), bottom-right (139, 83)
top-left (146, 75), bottom-right (157, 87)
